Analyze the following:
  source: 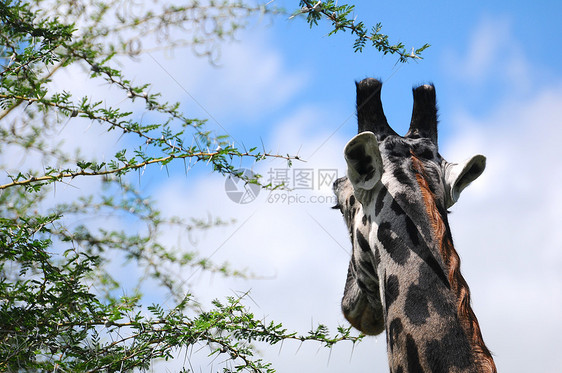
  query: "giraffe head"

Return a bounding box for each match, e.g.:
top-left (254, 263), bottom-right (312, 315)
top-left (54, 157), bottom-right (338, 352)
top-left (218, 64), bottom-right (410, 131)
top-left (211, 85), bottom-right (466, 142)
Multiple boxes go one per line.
top-left (334, 78), bottom-right (495, 372)
top-left (343, 77), bottom-right (485, 212)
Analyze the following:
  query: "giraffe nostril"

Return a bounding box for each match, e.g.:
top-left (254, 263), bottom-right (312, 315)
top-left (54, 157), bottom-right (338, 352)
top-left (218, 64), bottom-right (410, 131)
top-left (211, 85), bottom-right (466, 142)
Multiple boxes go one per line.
top-left (332, 176), bottom-right (349, 194)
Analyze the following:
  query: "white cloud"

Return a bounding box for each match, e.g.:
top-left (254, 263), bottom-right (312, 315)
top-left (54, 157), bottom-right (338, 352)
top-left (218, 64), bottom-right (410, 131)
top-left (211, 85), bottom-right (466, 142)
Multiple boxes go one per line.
top-left (456, 16), bottom-right (510, 78)
top-left (443, 15), bottom-right (532, 92)
top-left (443, 81), bottom-right (562, 373)
top-left (204, 33), bottom-right (308, 121)
top-left (120, 28), bottom-right (308, 128)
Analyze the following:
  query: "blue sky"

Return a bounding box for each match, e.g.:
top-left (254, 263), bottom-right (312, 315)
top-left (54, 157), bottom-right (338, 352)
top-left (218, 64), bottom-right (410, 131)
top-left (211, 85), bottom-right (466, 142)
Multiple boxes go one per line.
top-left (156, 0), bottom-right (562, 182)
top-left (128, 1), bottom-right (562, 372)
top-left (25, 1), bottom-right (562, 372)
top-left (123, 1), bottom-right (562, 371)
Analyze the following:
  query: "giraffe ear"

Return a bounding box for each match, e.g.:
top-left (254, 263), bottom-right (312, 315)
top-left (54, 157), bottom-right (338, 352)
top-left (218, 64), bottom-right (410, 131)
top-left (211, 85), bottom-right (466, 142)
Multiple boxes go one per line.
top-left (344, 132), bottom-right (383, 195)
top-left (444, 155), bottom-right (486, 208)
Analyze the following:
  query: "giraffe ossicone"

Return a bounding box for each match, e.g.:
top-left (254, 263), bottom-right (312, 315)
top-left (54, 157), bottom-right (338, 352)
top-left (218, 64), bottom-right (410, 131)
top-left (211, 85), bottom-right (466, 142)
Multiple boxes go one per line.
top-left (334, 78), bottom-right (496, 373)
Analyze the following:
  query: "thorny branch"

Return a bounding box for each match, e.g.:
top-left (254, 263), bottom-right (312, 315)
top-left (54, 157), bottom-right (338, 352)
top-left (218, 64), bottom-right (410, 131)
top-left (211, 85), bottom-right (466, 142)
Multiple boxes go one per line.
top-left (0, 151), bottom-right (296, 190)
top-left (296, 0), bottom-right (430, 61)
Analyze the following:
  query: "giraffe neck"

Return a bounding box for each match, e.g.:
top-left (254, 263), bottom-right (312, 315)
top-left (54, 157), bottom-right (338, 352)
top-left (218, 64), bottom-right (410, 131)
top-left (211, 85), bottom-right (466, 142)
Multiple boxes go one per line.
top-left (412, 155), bottom-right (496, 373)
top-left (370, 157), bottom-right (496, 373)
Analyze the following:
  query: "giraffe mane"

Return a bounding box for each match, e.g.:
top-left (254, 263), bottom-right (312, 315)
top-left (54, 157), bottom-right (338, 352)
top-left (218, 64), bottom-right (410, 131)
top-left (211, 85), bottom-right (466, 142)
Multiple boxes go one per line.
top-left (410, 152), bottom-right (497, 373)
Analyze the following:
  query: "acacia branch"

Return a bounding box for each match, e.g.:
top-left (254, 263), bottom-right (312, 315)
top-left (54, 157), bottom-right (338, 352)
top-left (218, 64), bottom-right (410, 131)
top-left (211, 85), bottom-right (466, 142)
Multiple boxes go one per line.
top-left (0, 151), bottom-right (298, 190)
top-left (1, 90), bottom-right (204, 157)
top-left (297, 0), bottom-right (429, 60)
top-left (0, 60), bottom-right (67, 121)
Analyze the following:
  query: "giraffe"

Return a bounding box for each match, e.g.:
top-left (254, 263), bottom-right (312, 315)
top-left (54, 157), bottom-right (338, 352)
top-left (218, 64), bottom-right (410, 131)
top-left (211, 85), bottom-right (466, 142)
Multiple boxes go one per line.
top-left (333, 78), bottom-right (496, 373)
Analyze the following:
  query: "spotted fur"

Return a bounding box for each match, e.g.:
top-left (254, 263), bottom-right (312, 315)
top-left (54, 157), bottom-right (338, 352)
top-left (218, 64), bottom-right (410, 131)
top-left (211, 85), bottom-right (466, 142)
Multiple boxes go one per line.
top-left (334, 176), bottom-right (384, 335)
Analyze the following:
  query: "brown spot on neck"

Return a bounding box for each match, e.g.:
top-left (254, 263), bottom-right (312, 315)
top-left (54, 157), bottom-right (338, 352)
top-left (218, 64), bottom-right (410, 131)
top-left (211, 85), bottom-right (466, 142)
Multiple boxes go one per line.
top-left (410, 151), bottom-right (497, 373)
